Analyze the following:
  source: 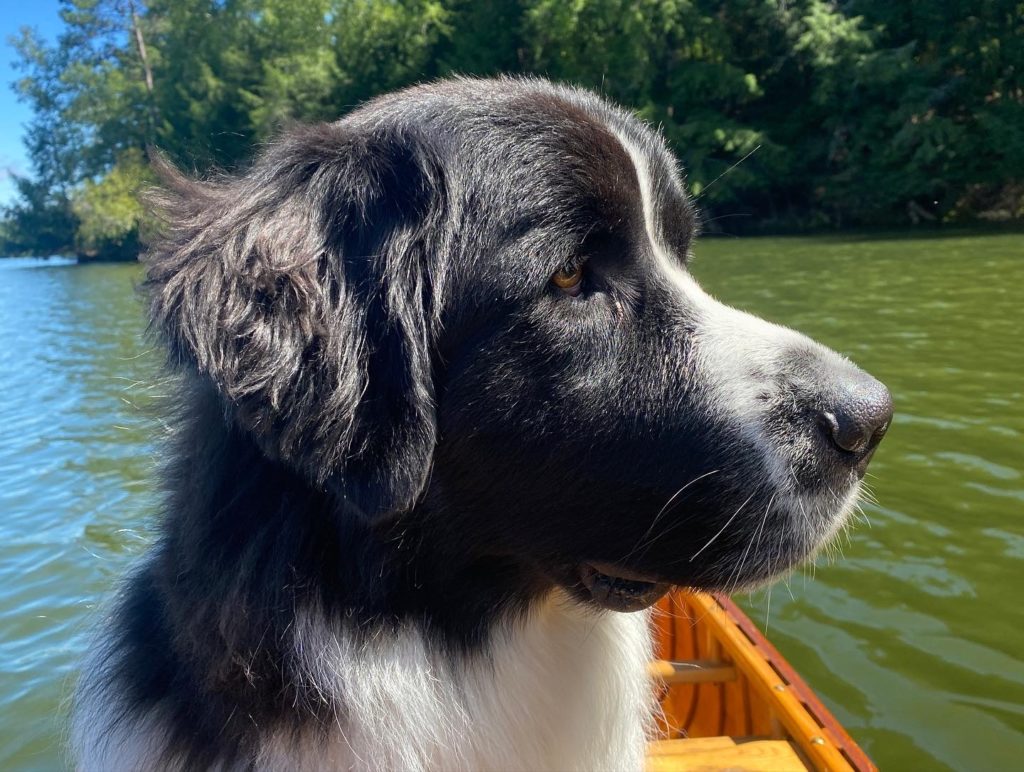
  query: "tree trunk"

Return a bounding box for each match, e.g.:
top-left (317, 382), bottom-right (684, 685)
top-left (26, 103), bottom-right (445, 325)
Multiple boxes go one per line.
top-left (126, 0), bottom-right (158, 143)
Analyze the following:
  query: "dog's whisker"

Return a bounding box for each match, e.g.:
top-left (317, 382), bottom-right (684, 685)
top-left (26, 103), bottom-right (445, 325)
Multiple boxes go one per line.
top-left (692, 144), bottom-right (762, 202)
top-left (623, 469), bottom-right (720, 564)
top-left (724, 493), bottom-right (775, 594)
top-left (782, 577), bottom-right (796, 603)
top-left (688, 490), bottom-right (755, 562)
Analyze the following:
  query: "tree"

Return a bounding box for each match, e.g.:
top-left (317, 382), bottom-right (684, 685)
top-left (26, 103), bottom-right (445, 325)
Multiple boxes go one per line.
top-left (3, 0), bottom-right (1022, 259)
top-left (71, 147), bottom-right (151, 259)
top-left (2, 25), bottom-right (83, 255)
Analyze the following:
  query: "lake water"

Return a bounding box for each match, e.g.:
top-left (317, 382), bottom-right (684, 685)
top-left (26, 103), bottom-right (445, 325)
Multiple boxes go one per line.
top-left (1, 234), bottom-right (1022, 770)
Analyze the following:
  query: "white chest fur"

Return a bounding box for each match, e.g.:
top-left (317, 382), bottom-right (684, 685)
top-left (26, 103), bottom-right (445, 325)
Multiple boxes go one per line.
top-left (267, 593), bottom-right (655, 771)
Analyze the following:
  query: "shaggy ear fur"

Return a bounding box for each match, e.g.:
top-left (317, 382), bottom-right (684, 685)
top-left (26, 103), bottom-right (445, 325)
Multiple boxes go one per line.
top-left (144, 124), bottom-right (440, 519)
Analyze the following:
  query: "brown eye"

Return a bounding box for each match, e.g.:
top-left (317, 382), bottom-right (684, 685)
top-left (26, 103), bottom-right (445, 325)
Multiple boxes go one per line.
top-left (551, 264), bottom-right (584, 296)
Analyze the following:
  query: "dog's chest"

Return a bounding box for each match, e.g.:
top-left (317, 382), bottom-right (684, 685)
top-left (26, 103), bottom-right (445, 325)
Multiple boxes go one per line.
top-left (271, 595), bottom-right (655, 771)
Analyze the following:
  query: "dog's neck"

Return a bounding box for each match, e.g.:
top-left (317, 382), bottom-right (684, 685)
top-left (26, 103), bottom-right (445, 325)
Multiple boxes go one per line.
top-left (157, 384), bottom-right (550, 642)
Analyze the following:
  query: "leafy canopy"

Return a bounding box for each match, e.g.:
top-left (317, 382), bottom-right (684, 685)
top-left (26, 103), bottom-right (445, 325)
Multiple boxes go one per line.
top-left (3, 0), bottom-right (1022, 258)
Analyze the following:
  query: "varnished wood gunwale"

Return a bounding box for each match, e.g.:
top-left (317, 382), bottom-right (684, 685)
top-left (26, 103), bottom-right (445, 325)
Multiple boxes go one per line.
top-left (651, 590), bottom-right (876, 772)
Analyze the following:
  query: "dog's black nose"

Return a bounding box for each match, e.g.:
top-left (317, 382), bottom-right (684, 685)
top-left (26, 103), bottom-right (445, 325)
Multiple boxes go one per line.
top-left (819, 376), bottom-right (893, 455)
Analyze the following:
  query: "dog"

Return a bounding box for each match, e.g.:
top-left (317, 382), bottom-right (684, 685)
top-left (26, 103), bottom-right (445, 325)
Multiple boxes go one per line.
top-left (72, 77), bottom-right (892, 771)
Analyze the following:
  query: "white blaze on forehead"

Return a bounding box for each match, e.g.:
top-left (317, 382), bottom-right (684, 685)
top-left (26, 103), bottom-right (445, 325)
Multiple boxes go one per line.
top-left (608, 126), bottom-right (674, 265)
top-left (609, 124), bottom-right (812, 397)
top-left (609, 123), bottom-right (855, 505)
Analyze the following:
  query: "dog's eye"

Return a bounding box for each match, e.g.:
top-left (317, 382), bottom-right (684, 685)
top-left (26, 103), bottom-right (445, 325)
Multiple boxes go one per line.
top-left (551, 265), bottom-right (584, 296)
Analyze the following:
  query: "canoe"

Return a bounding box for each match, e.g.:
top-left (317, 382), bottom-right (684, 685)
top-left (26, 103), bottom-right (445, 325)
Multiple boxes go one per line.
top-left (647, 591), bottom-right (876, 772)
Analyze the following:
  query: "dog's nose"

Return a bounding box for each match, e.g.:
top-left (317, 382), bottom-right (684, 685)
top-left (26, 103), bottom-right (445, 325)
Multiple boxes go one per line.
top-left (818, 375), bottom-right (893, 455)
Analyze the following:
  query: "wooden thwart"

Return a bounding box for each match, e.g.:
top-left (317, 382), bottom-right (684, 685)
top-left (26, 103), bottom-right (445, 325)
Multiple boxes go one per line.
top-left (648, 659), bottom-right (737, 685)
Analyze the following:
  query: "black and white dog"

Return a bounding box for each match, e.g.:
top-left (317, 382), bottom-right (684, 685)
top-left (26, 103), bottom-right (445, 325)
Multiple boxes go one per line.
top-left (73, 77), bottom-right (892, 771)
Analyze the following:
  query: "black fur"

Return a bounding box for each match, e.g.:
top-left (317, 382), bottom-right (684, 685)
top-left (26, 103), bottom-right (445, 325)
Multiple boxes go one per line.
top-left (79, 77), bottom-right (888, 769)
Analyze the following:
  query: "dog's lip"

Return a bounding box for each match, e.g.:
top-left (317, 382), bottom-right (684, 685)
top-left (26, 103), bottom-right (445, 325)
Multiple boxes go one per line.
top-left (578, 562), bottom-right (671, 612)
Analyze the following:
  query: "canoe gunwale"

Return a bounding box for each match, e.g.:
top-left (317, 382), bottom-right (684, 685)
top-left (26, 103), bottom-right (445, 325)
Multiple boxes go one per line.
top-left (652, 591), bottom-right (877, 772)
top-left (710, 593), bottom-right (876, 772)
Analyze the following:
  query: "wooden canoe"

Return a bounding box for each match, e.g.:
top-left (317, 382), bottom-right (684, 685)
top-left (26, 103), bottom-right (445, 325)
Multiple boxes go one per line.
top-left (647, 591), bottom-right (876, 772)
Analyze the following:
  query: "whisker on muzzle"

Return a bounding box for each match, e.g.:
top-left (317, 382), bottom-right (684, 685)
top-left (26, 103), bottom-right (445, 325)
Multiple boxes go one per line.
top-left (619, 469), bottom-right (721, 565)
top-left (687, 490), bottom-right (757, 563)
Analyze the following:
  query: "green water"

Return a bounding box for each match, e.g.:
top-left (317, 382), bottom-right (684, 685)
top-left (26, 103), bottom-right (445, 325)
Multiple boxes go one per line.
top-left (0, 234), bottom-right (1021, 770)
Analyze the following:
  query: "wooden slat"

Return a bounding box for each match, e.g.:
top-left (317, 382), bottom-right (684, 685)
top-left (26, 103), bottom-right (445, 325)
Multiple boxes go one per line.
top-left (649, 659), bottom-right (738, 684)
top-left (648, 737), bottom-right (736, 756)
top-left (647, 739), bottom-right (807, 772)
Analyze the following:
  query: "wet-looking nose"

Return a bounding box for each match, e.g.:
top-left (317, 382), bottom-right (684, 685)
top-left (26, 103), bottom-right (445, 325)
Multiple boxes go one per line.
top-left (819, 376), bottom-right (893, 455)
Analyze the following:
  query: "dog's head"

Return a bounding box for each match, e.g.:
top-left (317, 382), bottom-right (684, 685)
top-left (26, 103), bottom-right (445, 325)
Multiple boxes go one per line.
top-left (146, 77), bottom-right (891, 612)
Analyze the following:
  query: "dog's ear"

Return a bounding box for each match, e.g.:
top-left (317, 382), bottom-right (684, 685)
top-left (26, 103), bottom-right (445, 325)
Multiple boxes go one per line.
top-left (144, 125), bottom-right (441, 520)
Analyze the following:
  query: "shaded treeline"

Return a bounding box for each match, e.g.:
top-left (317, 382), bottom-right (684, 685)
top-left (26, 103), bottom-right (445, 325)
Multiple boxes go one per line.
top-left (3, 0), bottom-right (1023, 259)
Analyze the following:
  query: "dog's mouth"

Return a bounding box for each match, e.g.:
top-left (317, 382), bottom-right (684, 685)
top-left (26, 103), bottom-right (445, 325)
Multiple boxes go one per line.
top-left (577, 562), bottom-right (671, 612)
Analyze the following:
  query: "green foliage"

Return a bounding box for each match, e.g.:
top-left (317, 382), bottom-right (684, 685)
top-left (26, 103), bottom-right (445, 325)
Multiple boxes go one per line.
top-left (71, 148), bottom-right (151, 259)
top-left (3, 0), bottom-right (1023, 258)
top-left (1, 175), bottom-right (78, 256)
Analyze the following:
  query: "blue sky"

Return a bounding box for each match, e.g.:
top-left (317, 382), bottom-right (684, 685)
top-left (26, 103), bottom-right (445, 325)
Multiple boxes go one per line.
top-left (0, 0), bottom-right (64, 208)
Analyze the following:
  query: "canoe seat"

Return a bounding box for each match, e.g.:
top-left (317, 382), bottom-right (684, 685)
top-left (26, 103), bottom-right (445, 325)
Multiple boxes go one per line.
top-left (647, 737), bottom-right (809, 772)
